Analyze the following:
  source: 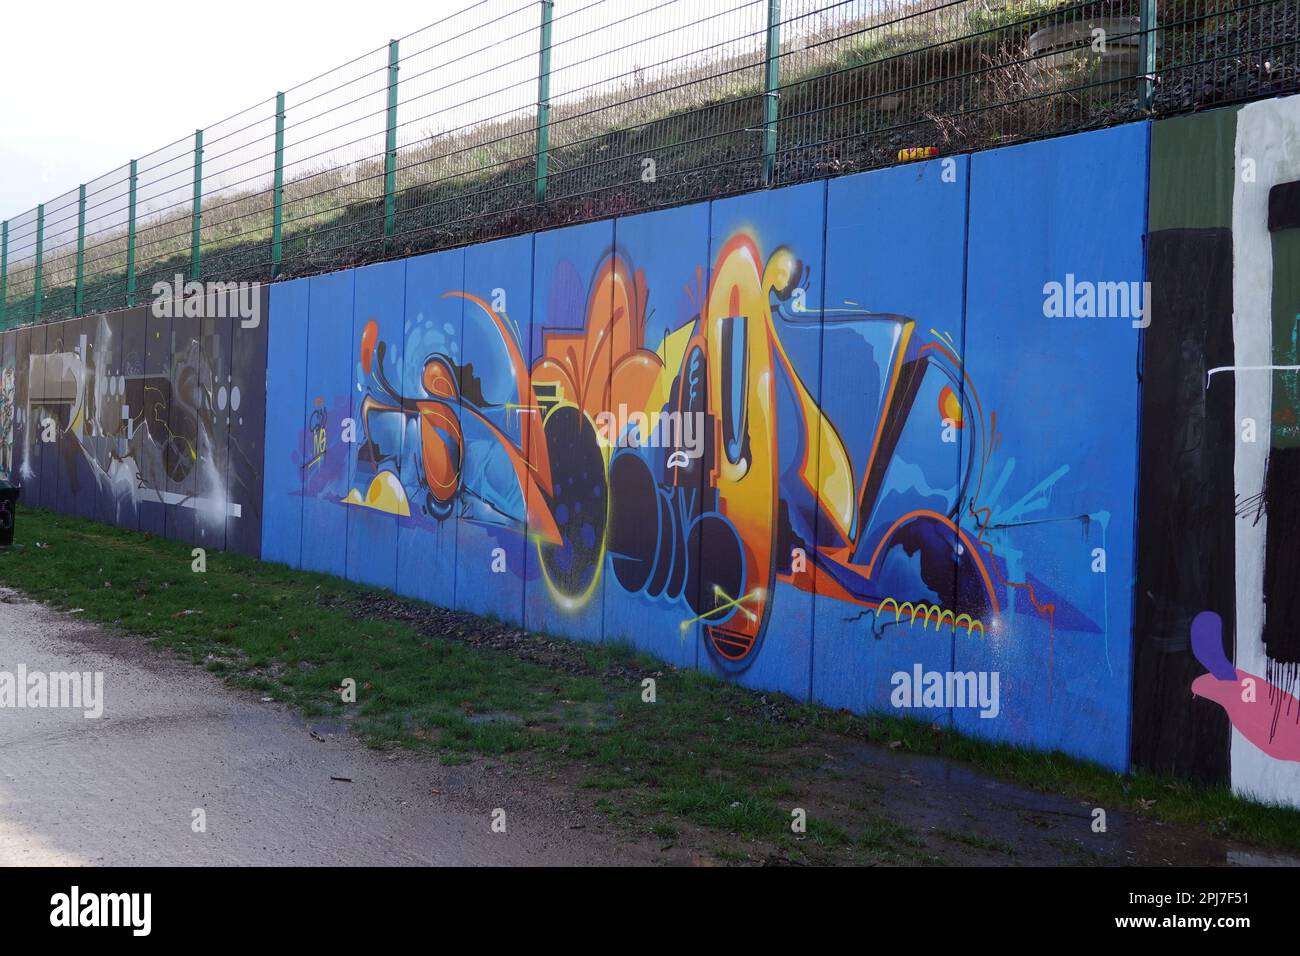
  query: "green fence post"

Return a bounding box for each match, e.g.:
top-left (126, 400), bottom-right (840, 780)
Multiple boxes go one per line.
top-left (383, 40), bottom-right (400, 245)
top-left (762, 0), bottom-right (782, 187)
top-left (191, 129), bottom-right (204, 281)
top-left (535, 0), bottom-right (554, 204)
top-left (126, 160), bottom-right (138, 307)
top-left (34, 204), bottom-right (44, 324)
top-left (1138, 0), bottom-right (1157, 111)
top-left (0, 221), bottom-right (7, 330)
top-left (272, 91), bottom-right (286, 278)
top-left (75, 184), bottom-right (86, 316)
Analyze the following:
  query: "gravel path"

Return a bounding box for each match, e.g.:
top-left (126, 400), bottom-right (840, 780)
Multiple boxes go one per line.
top-left (0, 588), bottom-right (630, 866)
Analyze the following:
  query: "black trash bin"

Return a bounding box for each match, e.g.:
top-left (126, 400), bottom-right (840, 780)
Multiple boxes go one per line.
top-left (0, 479), bottom-right (19, 548)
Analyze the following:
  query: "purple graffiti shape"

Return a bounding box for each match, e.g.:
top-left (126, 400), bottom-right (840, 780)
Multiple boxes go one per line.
top-left (1191, 610), bottom-right (1236, 680)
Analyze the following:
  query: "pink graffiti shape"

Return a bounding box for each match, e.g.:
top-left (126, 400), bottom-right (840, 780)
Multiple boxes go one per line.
top-left (1192, 670), bottom-right (1300, 762)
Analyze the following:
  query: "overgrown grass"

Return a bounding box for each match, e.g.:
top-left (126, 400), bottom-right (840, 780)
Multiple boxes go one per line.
top-left (3, 505), bottom-right (1299, 861)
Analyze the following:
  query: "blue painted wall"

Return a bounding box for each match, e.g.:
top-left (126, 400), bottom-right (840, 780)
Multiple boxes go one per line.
top-left (261, 279), bottom-right (310, 568)
top-left (299, 270), bottom-right (354, 578)
top-left (243, 122), bottom-right (1149, 771)
top-left (958, 125), bottom-right (1147, 769)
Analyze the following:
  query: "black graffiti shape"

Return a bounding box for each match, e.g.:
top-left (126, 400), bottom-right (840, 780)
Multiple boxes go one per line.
top-left (687, 513), bottom-right (743, 623)
top-left (774, 498), bottom-right (808, 576)
top-left (885, 520), bottom-right (962, 613)
top-left (1263, 180), bottom-right (1300, 669)
top-left (1268, 180), bottom-right (1300, 232)
top-left (457, 362), bottom-right (490, 409)
top-left (356, 436), bottom-right (393, 468)
top-left (1235, 488), bottom-right (1267, 526)
top-left (1132, 226), bottom-right (1236, 785)
top-left (1262, 448), bottom-right (1300, 666)
top-left (536, 405), bottom-right (607, 601)
top-left (607, 451), bottom-right (659, 594)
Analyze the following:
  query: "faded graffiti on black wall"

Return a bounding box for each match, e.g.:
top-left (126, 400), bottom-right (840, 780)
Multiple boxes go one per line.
top-left (0, 289), bottom-right (269, 556)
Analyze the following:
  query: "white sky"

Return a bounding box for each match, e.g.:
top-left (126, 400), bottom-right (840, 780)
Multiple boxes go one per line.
top-left (0, 0), bottom-right (449, 218)
top-left (0, 0), bottom-right (868, 235)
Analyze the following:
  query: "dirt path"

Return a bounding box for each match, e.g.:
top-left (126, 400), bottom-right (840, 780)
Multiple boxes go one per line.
top-left (0, 588), bottom-right (643, 866)
top-left (0, 587), bottom-right (1294, 867)
top-left (781, 735), bottom-right (1300, 866)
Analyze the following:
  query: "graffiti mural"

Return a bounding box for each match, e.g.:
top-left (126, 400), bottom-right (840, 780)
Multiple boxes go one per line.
top-left (337, 223), bottom-right (1008, 672)
top-left (0, 294), bottom-right (269, 555)
top-left (264, 133), bottom-right (1145, 768)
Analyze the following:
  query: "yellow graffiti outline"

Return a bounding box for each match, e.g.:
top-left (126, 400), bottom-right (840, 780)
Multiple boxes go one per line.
top-left (142, 385), bottom-right (197, 462)
top-left (677, 586), bottom-right (763, 633)
top-left (875, 598), bottom-right (984, 639)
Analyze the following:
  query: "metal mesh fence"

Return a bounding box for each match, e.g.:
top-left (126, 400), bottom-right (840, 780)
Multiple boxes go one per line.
top-left (388, 1), bottom-right (541, 252)
top-left (1, 0), bottom-right (1295, 329)
top-left (80, 164), bottom-right (133, 317)
top-left (279, 44), bottom-right (391, 274)
top-left (133, 136), bottom-right (203, 306)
